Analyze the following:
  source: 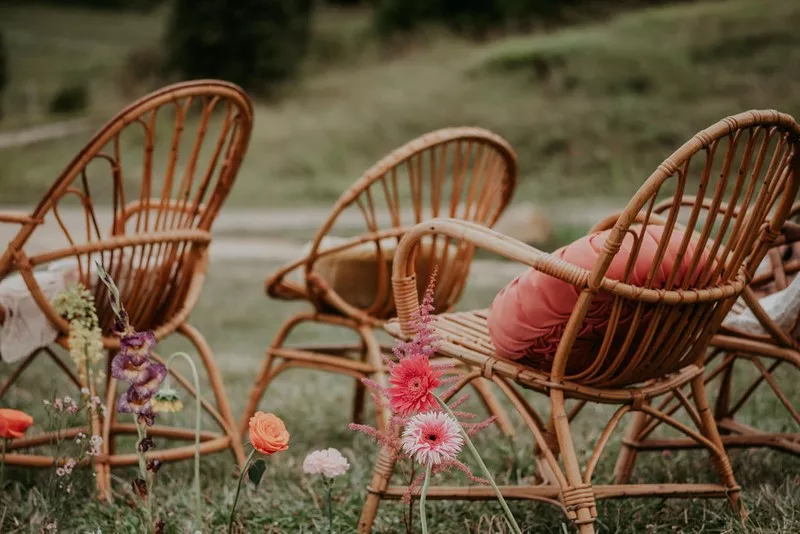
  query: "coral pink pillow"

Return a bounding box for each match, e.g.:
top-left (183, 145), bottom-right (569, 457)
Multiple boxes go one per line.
top-left (488, 225), bottom-right (710, 374)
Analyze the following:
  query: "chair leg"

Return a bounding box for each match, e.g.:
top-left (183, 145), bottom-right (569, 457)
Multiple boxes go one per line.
top-left (352, 343), bottom-right (368, 425)
top-left (239, 313), bottom-right (308, 439)
top-left (470, 377), bottom-right (515, 437)
top-left (551, 390), bottom-right (597, 534)
top-left (179, 323), bottom-right (246, 467)
top-left (240, 349), bottom-right (277, 440)
top-left (690, 375), bottom-right (744, 518)
top-left (613, 409), bottom-right (648, 484)
top-left (358, 325), bottom-right (389, 432)
top-left (713, 357), bottom-right (735, 423)
top-left (99, 374), bottom-right (118, 501)
top-left (358, 442), bottom-right (399, 533)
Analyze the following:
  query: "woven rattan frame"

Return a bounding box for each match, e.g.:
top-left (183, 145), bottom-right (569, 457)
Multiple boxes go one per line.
top-left (0, 80), bottom-right (253, 499)
top-left (615, 201), bottom-right (800, 477)
top-left (240, 127), bottom-right (519, 439)
top-left (365, 110), bottom-right (800, 533)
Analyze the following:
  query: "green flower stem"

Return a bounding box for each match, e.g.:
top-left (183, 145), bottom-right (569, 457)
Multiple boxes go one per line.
top-left (419, 462), bottom-right (432, 534)
top-left (228, 448), bottom-right (256, 534)
top-left (135, 416), bottom-right (152, 534)
top-left (165, 351), bottom-right (203, 531)
top-left (325, 478), bottom-right (334, 534)
top-left (85, 367), bottom-right (97, 477)
top-left (433, 393), bottom-right (522, 534)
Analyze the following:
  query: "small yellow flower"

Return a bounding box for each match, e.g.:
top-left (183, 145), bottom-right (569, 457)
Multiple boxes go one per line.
top-left (151, 388), bottom-right (183, 413)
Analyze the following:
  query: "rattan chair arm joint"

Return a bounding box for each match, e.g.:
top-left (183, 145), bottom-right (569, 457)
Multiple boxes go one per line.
top-left (561, 484), bottom-right (598, 520)
top-left (0, 212), bottom-right (43, 225)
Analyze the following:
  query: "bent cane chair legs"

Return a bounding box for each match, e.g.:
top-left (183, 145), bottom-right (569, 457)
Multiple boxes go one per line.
top-left (240, 312), bottom-right (515, 440)
top-left (359, 372), bottom-right (744, 533)
top-left (616, 348), bottom-right (800, 484)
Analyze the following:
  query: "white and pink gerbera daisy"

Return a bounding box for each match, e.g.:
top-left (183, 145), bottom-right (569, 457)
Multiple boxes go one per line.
top-left (401, 411), bottom-right (464, 466)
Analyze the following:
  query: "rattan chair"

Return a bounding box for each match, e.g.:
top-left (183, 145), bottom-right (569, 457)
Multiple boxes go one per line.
top-left (614, 201), bottom-right (800, 474)
top-left (240, 127), bottom-right (519, 439)
top-left (0, 80), bottom-right (252, 499)
top-left (367, 111), bottom-right (800, 533)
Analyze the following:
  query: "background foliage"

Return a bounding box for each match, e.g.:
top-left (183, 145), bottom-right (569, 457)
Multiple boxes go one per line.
top-left (165, 0), bottom-right (314, 94)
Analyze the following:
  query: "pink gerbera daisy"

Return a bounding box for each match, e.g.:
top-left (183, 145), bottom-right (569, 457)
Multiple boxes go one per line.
top-left (401, 411), bottom-right (464, 466)
top-left (388, 353), bottom-right (442, 416)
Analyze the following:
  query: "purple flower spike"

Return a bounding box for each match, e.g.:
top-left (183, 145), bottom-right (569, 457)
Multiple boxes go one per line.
top-left (111, 332), bottom-right (159, 385)
top-left (118, 387), bottom-right (157, 426)
top-left (120, 331), bottom-right (156, 366)
top-left (118, 386), bottom-right (152, 415)
top-left (111, 352), bottom-right (151, 384)
top-left (132, 362), bottom-right (167, 398)
top-left (137, 410), bottom-right (155, 427)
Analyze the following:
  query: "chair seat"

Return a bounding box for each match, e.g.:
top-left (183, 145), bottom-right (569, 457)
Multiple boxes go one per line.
top-left (266, 235), bottom-right (464, 319)
top-left (385, 310), bottom-right (704, 403)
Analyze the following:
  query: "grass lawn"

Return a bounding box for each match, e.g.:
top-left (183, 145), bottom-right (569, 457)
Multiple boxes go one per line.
top-left (0, 259), bottom-right (798, 533)
top-left (2, 0), bottom-right (800, 208)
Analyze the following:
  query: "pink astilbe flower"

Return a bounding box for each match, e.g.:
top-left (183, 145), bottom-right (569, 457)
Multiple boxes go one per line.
top-left (401, 412), bottom-right (463, 466)
top-left (388, 353), bottom-right (442, 416)
top-left (392, 268), bottom-right (439, 362)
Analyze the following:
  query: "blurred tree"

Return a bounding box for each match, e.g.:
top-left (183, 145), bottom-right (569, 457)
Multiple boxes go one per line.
top-left (49, 82), bottom-right (90, 115)
top-left (373, 0), bottom-right (662, 38)
top-left (38, 0), bottom-right (163, 11)
top-left (166, 0), bottom-right (314, 94)
top-left (0, 31), bottom-right (6, 121)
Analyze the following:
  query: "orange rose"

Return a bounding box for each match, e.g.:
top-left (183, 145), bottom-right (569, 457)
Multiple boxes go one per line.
top-left (248, 412), bottom-right (289, 455)
top-left (0, 409), bottom-right (33, 439)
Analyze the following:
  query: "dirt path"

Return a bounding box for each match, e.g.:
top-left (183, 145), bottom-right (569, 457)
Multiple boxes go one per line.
top-left (0, 119), bottom-right (92, 150)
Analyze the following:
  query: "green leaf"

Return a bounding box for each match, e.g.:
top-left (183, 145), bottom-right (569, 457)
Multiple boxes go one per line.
top-left (248, 459), bottom-right (266, 487)
top-left (94, 261), bottom-right (122, 317)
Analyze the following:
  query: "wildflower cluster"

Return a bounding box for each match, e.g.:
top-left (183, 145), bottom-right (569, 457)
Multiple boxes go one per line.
top-left (42, 394), bottom-right (105, 494)
top-left (43, 395), bottom-right (78, 414)
top-left (53, 283), bottom-right (104, 386)
top-left (76, 432), bottom-right (103, 457)
top-left (55, 458), bottom-right (76, 478)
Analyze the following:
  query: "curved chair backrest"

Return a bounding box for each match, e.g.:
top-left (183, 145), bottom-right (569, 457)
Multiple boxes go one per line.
top-left (553, 110), bottom-right (800, 387)
top-left (0, 80), bottom-right (253, 340)
top-left (305, 127), bottom-right (517, 322)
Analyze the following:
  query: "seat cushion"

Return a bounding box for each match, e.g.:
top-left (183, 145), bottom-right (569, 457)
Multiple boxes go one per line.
top-left (291, 236), bottom-right (463, 316)
top-left (488, 225), bottom-right (711, 373)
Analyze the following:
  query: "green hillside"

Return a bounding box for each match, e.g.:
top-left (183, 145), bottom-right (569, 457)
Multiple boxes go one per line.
top-left (1, 0), bottom-right (799, 206)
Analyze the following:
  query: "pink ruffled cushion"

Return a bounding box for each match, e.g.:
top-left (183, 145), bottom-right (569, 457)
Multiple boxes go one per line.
top-left (488, 225), bottom-right (711, 374)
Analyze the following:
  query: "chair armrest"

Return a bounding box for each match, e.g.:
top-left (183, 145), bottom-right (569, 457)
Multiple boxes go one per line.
top-left (391, 218), bottom-right (591, 336)
top-left (0, 211), bottom-right (41, 225)
top-left (264, 258), bottom-right (308, 300)
top-left (589, 211), bottom-right (671, 233)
